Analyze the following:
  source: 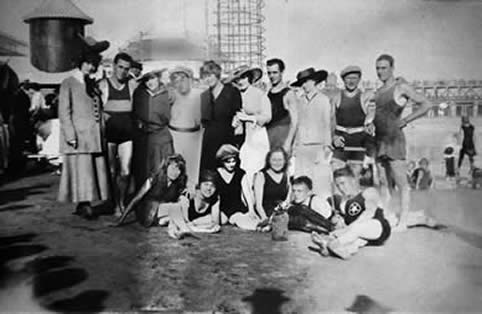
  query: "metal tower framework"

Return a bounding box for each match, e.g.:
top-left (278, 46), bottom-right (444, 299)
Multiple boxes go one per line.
top-left (213, 0), bottom-right (265, 72)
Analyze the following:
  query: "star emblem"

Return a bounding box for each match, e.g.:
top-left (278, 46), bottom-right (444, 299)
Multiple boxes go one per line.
top-left (348, 202), bottom-right (362, 216)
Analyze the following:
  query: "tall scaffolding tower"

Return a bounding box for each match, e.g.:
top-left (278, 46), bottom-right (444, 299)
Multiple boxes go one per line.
top-left (209, 0), bottom-right (266, 72)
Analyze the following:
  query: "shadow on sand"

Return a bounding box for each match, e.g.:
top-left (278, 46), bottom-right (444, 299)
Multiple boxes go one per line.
top-left (242, 288), bottom-right (290, 314)
top-left (346, 294), bottom-right (393, 314)
top-left (0, 233), bottom-right (109, 313)
top-left (0, 183), bottom-right (52, 205)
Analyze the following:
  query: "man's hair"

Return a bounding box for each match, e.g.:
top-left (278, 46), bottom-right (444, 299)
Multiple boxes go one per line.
top-left (376, 54), bottom-right (395, 67)
top-left (333, 166), bottom-right (355, 179)
top-left (200, 60), bottom-right (222, 79)
top-left (114, 52), bottom-right (133, 65)
top-left (266, 58), bottom-right (285, 72)
top-left (131, 61), bottom-right (143, 70)
top-left (292, 176), bottom-right (313, 190)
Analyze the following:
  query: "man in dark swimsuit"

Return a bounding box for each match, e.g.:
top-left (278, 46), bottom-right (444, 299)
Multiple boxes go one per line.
top-left (373, 54), bottom-right (432, 231)
top-left (458, 115), bottom-right (477, 172)
top-left (265, 58), bottom-right (298, 153)
top-left (331, 65), bottom-right (375, 178)
top-left (99, 52), bottom-right (137, 216)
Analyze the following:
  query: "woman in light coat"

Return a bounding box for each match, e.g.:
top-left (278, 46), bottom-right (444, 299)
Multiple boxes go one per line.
top-left (57, 51), bottom-right (111, 219)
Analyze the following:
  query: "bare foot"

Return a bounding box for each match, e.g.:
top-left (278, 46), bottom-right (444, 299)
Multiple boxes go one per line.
top-left (311, 232), bottom-right (332, 257)
top-left (327, 239), bottom-right (352, 260)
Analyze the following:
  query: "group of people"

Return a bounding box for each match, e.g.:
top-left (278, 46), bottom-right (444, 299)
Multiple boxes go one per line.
top-left (0, 79), bottom-right (59, 175)
top-left (57, 38), bottom-right (440, 259)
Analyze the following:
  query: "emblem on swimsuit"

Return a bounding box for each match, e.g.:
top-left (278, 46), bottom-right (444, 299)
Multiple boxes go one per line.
top-left (348, 202), bottom-right (362, 216)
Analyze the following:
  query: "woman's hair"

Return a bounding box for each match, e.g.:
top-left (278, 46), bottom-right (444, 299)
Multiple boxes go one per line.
top-left (158, 154), bottom-right (188, 190)
top-left (199, 169), bottom-right (218, 187)
top-left (200, 60), bottom-right (222, 79)
top-left (263, 147), bottom-right (289, 172)
top-left (197, 169), bottom-right (219, 203)
top-left (76, 52), bottom-right (102, 98)
top-left (77, 52), bottom-right (102, 70)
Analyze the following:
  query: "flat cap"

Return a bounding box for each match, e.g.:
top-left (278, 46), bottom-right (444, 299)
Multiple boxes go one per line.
top-left (340, 65), bottom-right (362, 78)
top-left (215, 144), bottom-right (239, 161)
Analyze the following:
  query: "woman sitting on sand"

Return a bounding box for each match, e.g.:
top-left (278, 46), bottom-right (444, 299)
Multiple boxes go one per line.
top-left (215, 144), bottom-right (263, 230)
top-left (115, 154), bottom-right (187, 227)
top-left (167, 170), bottom-right (221, 239)
top-left (253, 147), bottom-right (291, 222)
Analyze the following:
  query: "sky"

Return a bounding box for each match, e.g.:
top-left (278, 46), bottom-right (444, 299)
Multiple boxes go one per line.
top-left (0, 0), bottom-right (481, 82)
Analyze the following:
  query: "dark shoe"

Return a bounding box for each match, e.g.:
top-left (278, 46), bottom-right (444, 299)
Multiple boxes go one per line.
top-left (75, 203), bottom-right (96, 220)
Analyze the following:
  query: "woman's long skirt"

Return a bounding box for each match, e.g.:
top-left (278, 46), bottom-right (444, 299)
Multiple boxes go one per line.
top-left (240, 125), bottom-right (270, 186)
top-left (58, 153), bottom-right (111, 203)
top-left (171, 128), bottom-right (203, 187)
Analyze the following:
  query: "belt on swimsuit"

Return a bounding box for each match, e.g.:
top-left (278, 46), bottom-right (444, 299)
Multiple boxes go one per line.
top-left (168, 125), bottom-right (201, 133)
top-left (335, 125), bottom-right (365, 134)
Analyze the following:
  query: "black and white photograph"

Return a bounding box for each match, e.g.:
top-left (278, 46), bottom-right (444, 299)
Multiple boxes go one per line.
top-left (0, 0), bottom-right (481, 312)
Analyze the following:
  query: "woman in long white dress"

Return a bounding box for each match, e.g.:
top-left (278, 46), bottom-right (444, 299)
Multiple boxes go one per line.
top-left (228, 65), bottom-right (271, 186)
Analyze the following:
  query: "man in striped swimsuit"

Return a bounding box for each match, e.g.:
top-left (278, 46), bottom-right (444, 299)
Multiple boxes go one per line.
top-left (99, 52), bottom-right (137, 216)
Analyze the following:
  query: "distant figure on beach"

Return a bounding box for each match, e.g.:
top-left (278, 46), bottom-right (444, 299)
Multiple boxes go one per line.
top-left (458, 115), bottom-right (477, 173)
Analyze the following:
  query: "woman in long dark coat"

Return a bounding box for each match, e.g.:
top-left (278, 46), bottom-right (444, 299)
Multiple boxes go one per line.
top-left (199, 61), bottom-right (242, 174)
top-left (57, 52), bottom-right (111, 219)
top-left (131, 70), bottom-right (174, 190)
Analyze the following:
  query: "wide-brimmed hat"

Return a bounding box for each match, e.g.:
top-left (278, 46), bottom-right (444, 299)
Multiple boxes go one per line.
top-left (215, 144), bottom-right (239, 161)
top-left (137, 68), bottom-right (167, 83)
top-left (340, 65), bottom-right (362, 79)
top-left (79, 35), bottom-right (110, 54)
top-left (170, 65), bottom-right (194, 79)
top-left (291, 67), bottom-right (328, 87)
top-left (224, 65), bottom-right (263, 84)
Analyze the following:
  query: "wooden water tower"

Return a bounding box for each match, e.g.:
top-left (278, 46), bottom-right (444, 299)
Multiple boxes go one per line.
top-left (23, 0), bottom-right (93, 73)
